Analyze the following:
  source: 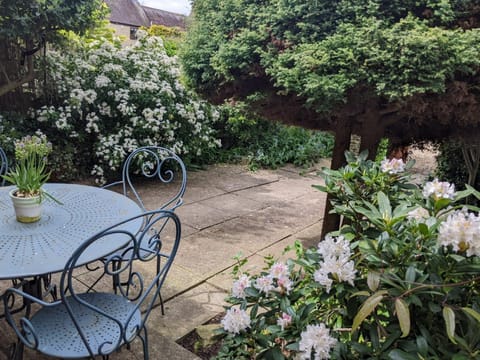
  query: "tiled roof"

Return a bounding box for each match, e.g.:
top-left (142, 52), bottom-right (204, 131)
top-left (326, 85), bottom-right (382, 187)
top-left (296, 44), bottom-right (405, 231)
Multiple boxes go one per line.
top-left (104, 0), bottom-right (186, 29)
top-left (142, 6), bottom-right (186, 29)
top-left (104, 0), bottom-right (149, 27)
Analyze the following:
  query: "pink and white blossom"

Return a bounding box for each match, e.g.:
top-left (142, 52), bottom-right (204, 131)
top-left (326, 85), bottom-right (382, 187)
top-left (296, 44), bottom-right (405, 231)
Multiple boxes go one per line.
top-left (254, 275), bottom-right (274, 294)
top-left (317, 235), bottom-right (350, 259)
top-left (380, 158), bottom-right (405, 174)
top-left (269, 262), bottom-right (289, 279)
top-left (315, 235), bottom-right (356, 292)
top-left (231, 274), bottom-right (250, 299)
top-left (277, 312), bottom-right (292, 331)
top-left (276, 275), bottom-right (293, 294)
top-left (298, 323), bottom-right (337, 360)
top-left (221, 308), bottom-right (251, 334)
top-left (422, 178), bottom-right (456, 201)
top-left (407, 207), bottom-right (430, 222)
top-left (438, 209), bottom-right (480, 257)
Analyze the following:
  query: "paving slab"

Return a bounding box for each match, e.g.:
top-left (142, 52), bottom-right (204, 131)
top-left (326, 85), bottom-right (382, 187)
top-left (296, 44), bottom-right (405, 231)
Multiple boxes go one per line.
top-left (199, 193), bottom-right (265, 217)
top-left (203, 211), bottom-right (293, 253)
top-left (235, 176), bottom-right (320, 206)
top-left (174, 231), bottom-right (252, 277)
top-left (183, 184), bottom-right (226, 205)
top-left (206, 171), bottom-right (279, 193)
top-left (176, 202), bottom-right (236, 230)
top-left (151, 282), bottom-right (228, 341)
top-left (291, 221), bottom-right (325, 249)
top-left (146, 329), bottom-right (201, 360)
top-left (280, 158), bottom-right (331, 173)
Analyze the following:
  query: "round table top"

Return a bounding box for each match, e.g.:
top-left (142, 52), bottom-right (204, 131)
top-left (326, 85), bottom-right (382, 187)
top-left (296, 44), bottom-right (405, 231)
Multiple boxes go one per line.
top-left (0, 183), bottom-right (142, 279)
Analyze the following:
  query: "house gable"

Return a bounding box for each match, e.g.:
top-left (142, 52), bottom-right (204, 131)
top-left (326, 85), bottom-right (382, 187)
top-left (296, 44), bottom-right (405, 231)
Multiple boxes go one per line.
top-left (104, 0), bottom-right (149, 27)
top-left (142, 6), bottom-right (185, 29)
top-left (105, 0), bottom-right (186, 29)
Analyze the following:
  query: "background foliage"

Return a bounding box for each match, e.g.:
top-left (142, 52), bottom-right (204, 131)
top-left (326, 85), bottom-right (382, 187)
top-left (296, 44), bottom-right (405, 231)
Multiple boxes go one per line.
top-left (0, 0), bottom-right (106, 99)
top-left (182, 0), bottom-right (480, 161)
top-left (217, 105), bottom-right (333, 170)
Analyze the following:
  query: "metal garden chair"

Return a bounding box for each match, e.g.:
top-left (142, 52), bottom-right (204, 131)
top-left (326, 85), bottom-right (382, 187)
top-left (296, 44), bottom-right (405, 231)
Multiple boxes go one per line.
top-left (1, 146), bottom-right (8, 186)
top-left (103, 146), bottom-right (187, 212)
top-left (94, 146), bottom-right (187, 314)
top-left (3, 209), bottom-right (181, 360)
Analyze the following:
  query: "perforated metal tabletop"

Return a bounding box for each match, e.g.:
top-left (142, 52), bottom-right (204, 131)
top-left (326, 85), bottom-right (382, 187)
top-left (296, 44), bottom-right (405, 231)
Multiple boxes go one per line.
top-left (0, 184), bottom-right (142, 279)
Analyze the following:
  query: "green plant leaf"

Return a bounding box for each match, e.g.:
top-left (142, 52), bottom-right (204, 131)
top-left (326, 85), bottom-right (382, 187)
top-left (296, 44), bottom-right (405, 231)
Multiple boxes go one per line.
top-left (418, 223), bottom-right (429, 235)
top-left (367, 271), bottom-right (380, 292)
top-left (377, 191), bottom-right (392, 220)
top-left (395, 298), bottom-right (411, 338)
top-left (434, 198), bottom-right (451, 212)
top-left (352, 290), bottom-right (388, 331)
top-left (388, 349), bottom-right (419, 360)
top-left (350, 291), bottom-right (371, 298)
top-left (263, 346), bottom-right (285, 360)
top-left (443, 306), bottom-right (457, 344)
top-left (312, 184), bottom-right (327, 192)
top-left (461, 307), bottom-right (480, 324)
top-left (416, 336), bottom-right (428, 357)
top-left (405, 266), bottom-right (416, 284)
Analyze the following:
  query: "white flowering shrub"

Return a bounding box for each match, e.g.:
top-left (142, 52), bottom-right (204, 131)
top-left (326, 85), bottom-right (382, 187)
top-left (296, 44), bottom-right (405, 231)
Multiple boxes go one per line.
top-left (216, 152), bottom-right (480, 359)
top-left (31, 35), bottom-right (220, 183)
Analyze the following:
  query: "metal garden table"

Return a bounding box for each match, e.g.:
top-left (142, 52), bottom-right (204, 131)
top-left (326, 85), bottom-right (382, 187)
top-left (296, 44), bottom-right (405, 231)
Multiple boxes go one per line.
top-left (0, 183), bottom-right (142, 280)
top-left (0, 183), bottom-right (143, 360)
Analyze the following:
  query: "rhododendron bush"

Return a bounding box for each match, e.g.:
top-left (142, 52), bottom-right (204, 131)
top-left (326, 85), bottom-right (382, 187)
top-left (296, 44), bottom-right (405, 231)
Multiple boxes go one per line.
top-left (30, 33), bottom-right (220, 183)
top-left (216, 152), bottom-right (480, 359)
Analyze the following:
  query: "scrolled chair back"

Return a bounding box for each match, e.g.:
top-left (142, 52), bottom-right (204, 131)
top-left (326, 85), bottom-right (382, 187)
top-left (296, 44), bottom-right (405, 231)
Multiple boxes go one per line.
top-left (105, 146), bottom-right (187, 212)
top-left (3, 209), bottom-right (181, 359)
top-left (0, 146), bottom-right (8, 186)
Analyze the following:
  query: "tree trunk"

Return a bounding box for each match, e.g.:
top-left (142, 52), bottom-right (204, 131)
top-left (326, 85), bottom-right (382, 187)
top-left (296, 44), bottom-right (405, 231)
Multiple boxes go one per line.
top-left (320, 117), bottom-right (352, 239)
top-left (461, 143), bottom-right (480, 193)
top-left (359, 106), bottom-right (384, 160)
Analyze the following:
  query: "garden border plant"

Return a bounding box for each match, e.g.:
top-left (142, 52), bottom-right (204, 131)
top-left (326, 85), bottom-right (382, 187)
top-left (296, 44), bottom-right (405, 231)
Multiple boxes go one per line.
top-left (25, 32), bottom-right (221, 184)
top-left (215, 152), bottom-right (480, 359)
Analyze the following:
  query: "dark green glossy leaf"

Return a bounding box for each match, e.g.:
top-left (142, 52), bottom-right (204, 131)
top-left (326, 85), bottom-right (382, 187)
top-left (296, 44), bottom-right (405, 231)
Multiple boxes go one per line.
top-left (387, 349), bottom-right (418, 360)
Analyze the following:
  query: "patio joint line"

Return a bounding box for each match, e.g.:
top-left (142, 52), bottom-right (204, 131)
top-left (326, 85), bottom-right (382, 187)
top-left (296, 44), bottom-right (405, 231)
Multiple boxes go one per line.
top-left (184, 178), bottom-right (280, 206)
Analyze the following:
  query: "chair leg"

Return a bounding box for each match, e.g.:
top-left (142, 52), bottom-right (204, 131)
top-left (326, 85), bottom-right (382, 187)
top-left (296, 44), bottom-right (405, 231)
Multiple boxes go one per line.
top-left (138, 326), bottom-right (149, 360)
top-left (156, 257), bottom-right (165, 315)
top-left (159, 292), bottom-right (165, 315)
top-left (9, 340), bottom-right (24, 360)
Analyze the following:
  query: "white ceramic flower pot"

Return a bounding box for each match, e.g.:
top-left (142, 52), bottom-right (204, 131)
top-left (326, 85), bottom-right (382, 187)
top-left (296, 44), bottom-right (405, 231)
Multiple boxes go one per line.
top-left (9, 188), bottom-right (42, 223)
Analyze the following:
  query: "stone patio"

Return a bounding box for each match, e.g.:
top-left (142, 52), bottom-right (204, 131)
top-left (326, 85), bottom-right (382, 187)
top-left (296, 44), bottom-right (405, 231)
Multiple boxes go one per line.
top-left (0, 160), bottom-right (329, 360)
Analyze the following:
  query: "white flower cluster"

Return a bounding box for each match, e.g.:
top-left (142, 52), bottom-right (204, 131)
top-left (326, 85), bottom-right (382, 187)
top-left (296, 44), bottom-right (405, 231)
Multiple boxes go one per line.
top-left (259, 262), bottom-right (293, 295)
top-left (33, 35), bottom-right (221, 183)
top-left (298, 323), bottom-right (337, 360)
top-left (221, 307), bottom-right (251, 334)
top-left (422, 178), bottom-right (456, 201)
top-left (380, 158), bottom-right (405, 174)
top-left (231, 274), bottom-right (250, 299)
top-left (314, 235), bottom-right (356, 293)
top-left (438, 209), bottom-right (480, 257)
top-left (407, 207), bottom-right (430, 222)
top-left (277, 312), bottom-right (292, 331)
top-left (231, 262), bottom-right (294, 299)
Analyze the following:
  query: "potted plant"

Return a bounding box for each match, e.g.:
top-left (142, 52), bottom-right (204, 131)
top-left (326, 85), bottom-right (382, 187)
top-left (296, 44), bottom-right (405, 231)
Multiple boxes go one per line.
top-left (2, 134), bottom-right (60, 223)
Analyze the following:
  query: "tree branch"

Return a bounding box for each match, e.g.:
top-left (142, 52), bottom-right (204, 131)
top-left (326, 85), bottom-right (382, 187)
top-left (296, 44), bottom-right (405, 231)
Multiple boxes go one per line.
top-left (0, 69), bottom-right (35, 97)
top-left (0, 62), bottom-right (11, 83)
